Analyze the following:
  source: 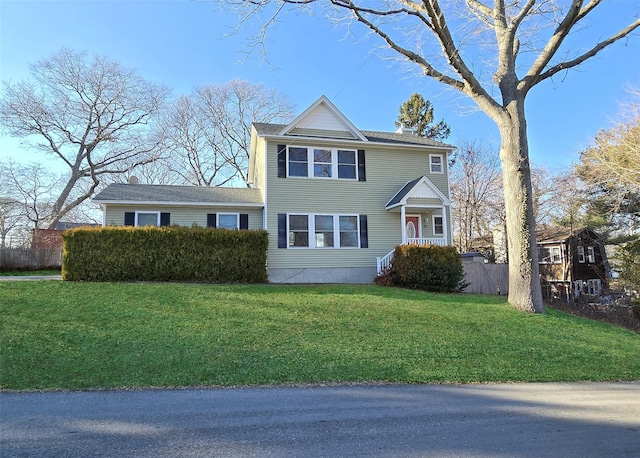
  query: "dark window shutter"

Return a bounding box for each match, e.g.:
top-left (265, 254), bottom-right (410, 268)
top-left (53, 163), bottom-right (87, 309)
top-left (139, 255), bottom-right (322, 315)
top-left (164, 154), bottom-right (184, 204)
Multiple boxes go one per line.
top-left (277, 144), bottom-right (287, 178)
top-left (207, 213), bottom-right (216, 228)
top-left (359, 215), bottom-right (368, 248)
top-left (124, 212), bottom-right (135, 226)
top-left (357, 149), bottom-right (366, 181)
top-left (160, 213), bottom-right (170, 227)
top-left (240, 214), bottom-right (249, 230)
top-left (278, 213), bottom-right (287, 248)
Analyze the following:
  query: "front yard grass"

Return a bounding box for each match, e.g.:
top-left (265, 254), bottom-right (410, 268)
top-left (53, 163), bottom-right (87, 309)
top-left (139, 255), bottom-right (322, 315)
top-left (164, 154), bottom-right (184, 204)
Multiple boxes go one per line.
top-left (1, 282), bottom-right (638, 390)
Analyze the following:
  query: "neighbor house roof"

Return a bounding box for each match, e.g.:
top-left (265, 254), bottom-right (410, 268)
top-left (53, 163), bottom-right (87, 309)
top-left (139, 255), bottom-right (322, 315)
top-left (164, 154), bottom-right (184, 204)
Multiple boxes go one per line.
top-left (93, 184), bottom-right (264, 207)
top-left (252, 123), bottom-right (454, 149)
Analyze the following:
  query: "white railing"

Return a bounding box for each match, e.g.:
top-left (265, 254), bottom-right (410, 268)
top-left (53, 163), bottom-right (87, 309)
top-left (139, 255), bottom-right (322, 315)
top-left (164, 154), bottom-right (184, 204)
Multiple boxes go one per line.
top-left (406, 237), bottom-right (447, 246)
top-left (376, 249), bottom-right (395, 273)
top-left (375, 238), bottom-right (448, 274)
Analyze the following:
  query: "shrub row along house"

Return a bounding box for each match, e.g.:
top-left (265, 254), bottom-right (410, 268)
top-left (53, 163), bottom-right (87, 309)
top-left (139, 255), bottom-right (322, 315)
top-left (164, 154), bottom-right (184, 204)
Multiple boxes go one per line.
top-left (93, 96), bottom-right (454, 283)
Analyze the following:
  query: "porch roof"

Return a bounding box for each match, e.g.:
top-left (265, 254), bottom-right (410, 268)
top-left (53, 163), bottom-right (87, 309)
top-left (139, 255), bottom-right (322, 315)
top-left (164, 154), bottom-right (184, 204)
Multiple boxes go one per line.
top-left (385, 176), bottom-right (451, 210)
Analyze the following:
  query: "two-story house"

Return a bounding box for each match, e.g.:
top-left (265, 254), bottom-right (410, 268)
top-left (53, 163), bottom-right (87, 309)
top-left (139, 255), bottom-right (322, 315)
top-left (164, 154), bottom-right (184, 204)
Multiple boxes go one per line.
top-left (93, 96), bottom-right (454, 283)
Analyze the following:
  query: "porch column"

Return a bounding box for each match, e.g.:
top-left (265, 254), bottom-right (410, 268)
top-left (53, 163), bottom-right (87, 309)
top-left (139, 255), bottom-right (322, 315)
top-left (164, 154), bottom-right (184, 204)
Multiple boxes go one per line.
top-left (400, 205), bottom-right (406, 245)
top-left (441, 206), bottom-right (448, 246)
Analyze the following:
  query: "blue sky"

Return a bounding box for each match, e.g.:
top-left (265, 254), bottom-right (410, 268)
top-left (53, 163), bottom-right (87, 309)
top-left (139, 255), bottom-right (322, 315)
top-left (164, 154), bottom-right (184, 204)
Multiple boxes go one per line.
top-left (1, 0), bottom-right (639, 173)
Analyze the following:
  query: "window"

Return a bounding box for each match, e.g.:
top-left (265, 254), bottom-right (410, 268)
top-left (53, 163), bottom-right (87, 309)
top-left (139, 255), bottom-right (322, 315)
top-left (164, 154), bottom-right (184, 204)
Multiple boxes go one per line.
top-left (286, 213), bottom-right (362, 248)
top-left (288, 147), bottom-right (308, 177)
top-left (337, 150), bottom-right (356, 179)
top-left (539, 246), bottom-right (561, 264)
top-left (287, 146), bottom-right (359, 180)
top-left (433, 216), bottom-right (444, 235)
top-left (587, 246), bottom-right (595, 263)
top-left (430, 154), bottom-right (443, 174)
top-left (587, 279), bottom-right (601, 295)
top-left (314, 215), bottom-right (334, 247)
top-left (217, 213), bottom-right (239, 230)
top-left (136, 212), bottom-right (159, 227)
top-left (339, 216), bottom-right (359, 247)
top-left (289, 214), bottom-right (309, 247)
top-left (313, 149), bottom-right (332, 178)
top-left (578, 246), bottom-right (586, 263)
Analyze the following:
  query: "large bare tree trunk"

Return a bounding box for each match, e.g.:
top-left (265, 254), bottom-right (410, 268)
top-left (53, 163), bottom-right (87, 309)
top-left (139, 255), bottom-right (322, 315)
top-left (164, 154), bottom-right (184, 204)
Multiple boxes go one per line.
top-left (496, 98), bottom-right (545, 313)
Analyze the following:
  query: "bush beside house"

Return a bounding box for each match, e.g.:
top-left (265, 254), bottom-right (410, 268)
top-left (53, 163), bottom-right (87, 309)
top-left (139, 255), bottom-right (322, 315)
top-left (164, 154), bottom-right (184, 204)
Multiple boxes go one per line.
top-left (62, 226), bottom-right (268, 283)
top-left (376, 244), bottom-right (468, 293)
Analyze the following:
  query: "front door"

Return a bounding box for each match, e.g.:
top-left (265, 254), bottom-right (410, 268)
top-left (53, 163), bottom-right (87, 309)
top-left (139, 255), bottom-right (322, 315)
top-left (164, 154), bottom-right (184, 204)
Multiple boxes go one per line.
top-left (405, 216), bottom-right (420, 240)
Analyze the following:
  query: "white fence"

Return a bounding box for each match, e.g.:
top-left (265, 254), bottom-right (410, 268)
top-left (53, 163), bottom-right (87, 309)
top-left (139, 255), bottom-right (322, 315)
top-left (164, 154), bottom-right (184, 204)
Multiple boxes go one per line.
top-left (0, 248), bottom-right (63, 270)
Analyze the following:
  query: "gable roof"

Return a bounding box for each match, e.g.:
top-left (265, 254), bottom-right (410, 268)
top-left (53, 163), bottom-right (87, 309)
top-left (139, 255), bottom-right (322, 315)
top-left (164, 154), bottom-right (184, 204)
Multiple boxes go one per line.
top-left (386, 176), bottom-right (451, 209)
top-left (278, 95), bottom-right (368, 142)
top-left (93, 184), bottom-right (264, 207)
top-left (536, 226), bottom-right (601, 244)
top-left (252, 123), bottom-right (453, 149)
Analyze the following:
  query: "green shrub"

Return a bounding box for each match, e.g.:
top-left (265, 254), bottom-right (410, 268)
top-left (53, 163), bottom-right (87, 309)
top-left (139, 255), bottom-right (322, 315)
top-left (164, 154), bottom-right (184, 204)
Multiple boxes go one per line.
top-left (378, 244), bottom-right (468, 293)
top-left (62, 226), bottom-right (268, 283)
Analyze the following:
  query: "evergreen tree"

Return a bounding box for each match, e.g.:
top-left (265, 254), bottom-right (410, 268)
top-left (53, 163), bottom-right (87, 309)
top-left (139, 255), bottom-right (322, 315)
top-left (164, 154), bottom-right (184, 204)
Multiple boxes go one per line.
top-left (395, 93), bottom-right (450, 141)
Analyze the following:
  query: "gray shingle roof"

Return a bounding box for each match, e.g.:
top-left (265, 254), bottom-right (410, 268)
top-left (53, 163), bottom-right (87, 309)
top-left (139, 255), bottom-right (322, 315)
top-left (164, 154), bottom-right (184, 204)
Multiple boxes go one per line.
top-left (93, 183), bottom-right (264, 206)
top-left (253, 123), bottom-right (453, 148)
top-left (385, 177), bottom-right (423, 208)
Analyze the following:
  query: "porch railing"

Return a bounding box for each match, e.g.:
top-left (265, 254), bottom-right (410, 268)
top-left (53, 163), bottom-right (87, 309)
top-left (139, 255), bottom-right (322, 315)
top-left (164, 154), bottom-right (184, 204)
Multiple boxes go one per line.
top-left (375, 238), bottom-right (448, 274)
top-left (406, 237), bottom-right (447, 246)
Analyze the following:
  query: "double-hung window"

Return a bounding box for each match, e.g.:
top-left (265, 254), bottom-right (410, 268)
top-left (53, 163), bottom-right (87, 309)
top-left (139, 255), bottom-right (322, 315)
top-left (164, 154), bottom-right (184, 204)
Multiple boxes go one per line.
top-left (313, 149), bottom-right (332, 178)
top-left (287, 214), bottom-right (361, 248)
top-left (433, 216), bottom-right (444, 235)
top-left (430, 154), bottom-right (443, 174)
top-left (587, 246), bottom-right (595, 263)
top-left (287, 146), bottom-right (359, 180)
top-left (288, 147), bottom-right (308, 177)
top-left (578, 246), bottom-right (586, 263)
top-left (337, 150), bottom-right (357, 179)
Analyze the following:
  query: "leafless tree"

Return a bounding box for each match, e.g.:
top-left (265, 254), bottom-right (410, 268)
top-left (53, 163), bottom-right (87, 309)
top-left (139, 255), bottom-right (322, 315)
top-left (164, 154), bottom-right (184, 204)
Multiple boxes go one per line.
top-left (450, 139), bottom-right (503, 252)
top-left (224, 0), bottom-right (640, 313)
top-left (0, 48), bottom-right (169, 228)
top-left (160, 80), bottom-right (295, 186)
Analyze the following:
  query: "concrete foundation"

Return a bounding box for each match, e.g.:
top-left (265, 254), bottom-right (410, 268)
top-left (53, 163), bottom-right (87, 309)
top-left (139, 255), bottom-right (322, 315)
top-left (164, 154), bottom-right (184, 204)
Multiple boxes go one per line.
top-left (268, 267), bottom-right (377, 284)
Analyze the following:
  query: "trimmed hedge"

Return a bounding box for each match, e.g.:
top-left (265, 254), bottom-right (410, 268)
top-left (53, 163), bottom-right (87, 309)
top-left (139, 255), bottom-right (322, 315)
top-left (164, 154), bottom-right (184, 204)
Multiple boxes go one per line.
top-left (62, 226), bottom-right (268, 283)
top-left (377, 244), bottom-right (468, 293)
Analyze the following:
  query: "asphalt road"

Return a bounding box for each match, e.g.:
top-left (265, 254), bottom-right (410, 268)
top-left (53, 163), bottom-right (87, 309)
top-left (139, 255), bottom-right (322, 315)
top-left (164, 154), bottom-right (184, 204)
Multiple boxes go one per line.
top-left (1, 382), bottom-right (639, 457)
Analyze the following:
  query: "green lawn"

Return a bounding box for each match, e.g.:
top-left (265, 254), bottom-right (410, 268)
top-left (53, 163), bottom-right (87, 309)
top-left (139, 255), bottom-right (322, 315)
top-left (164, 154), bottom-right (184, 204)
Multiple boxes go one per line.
top-left (1, 282), bottom-right (638, 390)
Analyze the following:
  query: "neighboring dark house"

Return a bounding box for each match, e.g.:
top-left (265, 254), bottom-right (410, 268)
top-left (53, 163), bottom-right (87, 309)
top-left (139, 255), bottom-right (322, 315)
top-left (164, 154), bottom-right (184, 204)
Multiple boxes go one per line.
top-left (31, 222), bottom-right (100, 249)
top-left (470, 226), bottom-right (610, 298)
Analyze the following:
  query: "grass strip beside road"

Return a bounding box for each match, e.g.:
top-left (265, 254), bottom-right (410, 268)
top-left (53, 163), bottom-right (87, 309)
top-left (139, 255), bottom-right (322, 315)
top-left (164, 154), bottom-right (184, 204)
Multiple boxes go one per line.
top-left (1, 282), bottom-right (638, 390)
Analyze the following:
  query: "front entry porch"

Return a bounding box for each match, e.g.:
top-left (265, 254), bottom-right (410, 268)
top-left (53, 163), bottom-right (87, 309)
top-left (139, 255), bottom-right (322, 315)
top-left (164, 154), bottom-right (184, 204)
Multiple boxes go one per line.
top-left (376, 176), bottom-right (451, 274)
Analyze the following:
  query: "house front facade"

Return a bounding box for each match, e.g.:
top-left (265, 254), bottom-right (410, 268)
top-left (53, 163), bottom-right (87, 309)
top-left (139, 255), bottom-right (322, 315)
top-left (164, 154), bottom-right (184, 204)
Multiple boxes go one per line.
top-left (93, 96), bottom-right (454, 283)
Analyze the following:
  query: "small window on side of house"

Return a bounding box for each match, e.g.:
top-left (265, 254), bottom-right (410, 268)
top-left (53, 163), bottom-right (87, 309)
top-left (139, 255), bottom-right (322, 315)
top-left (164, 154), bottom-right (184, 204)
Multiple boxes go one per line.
top-left (551, 247), bottom-right (561, 263)
top-left (433, 216), bottom-right (444, 235)
top-left (587, 246), bottom-right (595, 263)
top-left (430, 154), bottom-right (443, 174)
top-left (578, 246), bottom-right (585, 263)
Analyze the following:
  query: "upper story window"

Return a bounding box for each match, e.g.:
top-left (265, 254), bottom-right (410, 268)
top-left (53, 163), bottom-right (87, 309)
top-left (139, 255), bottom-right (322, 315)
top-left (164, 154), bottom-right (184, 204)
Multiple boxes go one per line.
top-left (285, 146), bottom-right (360, 180)
top-left (430, 154), bottom-right (443, 174)
top-left (587, 246), bottom-right (595, 263)
top-left (578, 246), bottom-right (586, 263)
top-left (539, 246), bottom-right (561, 264)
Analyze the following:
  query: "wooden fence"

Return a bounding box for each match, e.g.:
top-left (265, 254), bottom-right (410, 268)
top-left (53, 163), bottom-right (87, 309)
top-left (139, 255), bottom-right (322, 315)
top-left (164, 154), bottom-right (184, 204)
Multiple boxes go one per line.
top-left (462, 260), bottom-right (509, 295)
top-left (0, 248), bottom-right (62, 270)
